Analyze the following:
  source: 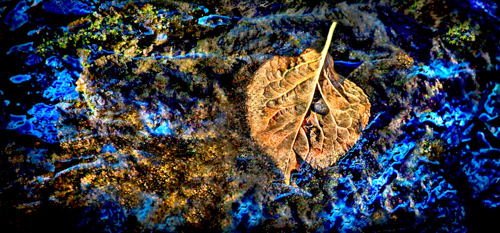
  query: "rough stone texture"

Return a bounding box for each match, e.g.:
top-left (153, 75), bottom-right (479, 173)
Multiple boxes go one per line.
top-left (0, 0), bottom-right (499, 232)
top-left (4, 0), bottom-right (29, 31)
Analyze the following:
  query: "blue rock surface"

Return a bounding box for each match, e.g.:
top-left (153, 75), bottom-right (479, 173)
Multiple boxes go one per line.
top-left (198, 14), bottom-right (233, 28)
top-left (9, 74), bottom-right (31, 84)
top-left (6, 42), bottom-right (34, 54)
top-left (1, 1), bottom-right (499, 232)
top-left (4, 0), bottom-right (29, 31)
top-left (42, 0), bottom-right (93, 15)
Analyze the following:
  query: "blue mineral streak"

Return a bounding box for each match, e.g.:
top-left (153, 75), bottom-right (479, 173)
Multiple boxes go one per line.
top-left (198, 14), bottom-right (233, 28)
top-left (142, 26), bottom-right (154, 35)
top-left (62, 55), bottom-right (83, 72)
top-left (469, 0), bottom-right (499, 21)
top-left (132, 193), bottom-right (184, 231)
top-left (157, 9), bottom-right (193, 21)
top-left (4, 0), bottom-right (29, 31)
top-left (334, 60), bottom-right (364, 69)
top-left (7, 103), bottom-right (66, 143)
top-left (233, 198), bottom-right (263, 229)
top-left (9, 74), bottom-right (31, 84)
top-left (101, 144), bottom-right (117, 154)
top-left (138, 102), bottom-right (175, 136)
top-left (45, 56), bottom-right (63, 68)
top-left (42, 69), bottom-right (79, 101)
top-left (413, 60), bottom-right (472, 79)
top-left (6, 42), bottom-right (34, 54)
top-left (42, 0), bottom-right (93, 16)
top-left (88, 45), bottom-right (257, 63)
top-left (199, 5), bottom-right (209, 13)
top-left (25, 53), bottom-right (43, 66)
top-left (481, 83), bottom-right (499, 118)
top-left (156, 33), bottom-right (167, 43)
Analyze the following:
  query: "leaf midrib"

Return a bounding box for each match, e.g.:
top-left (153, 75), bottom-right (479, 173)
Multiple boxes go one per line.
top-left (283, 22), bottom-right (337, 184)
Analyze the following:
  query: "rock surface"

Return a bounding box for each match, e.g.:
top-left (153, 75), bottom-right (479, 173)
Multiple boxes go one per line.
top-left (0, 0), bottom-right (499, 232)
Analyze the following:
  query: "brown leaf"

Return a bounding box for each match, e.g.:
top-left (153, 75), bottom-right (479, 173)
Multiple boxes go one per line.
top-left (246, 22), bottom-right (371, 184)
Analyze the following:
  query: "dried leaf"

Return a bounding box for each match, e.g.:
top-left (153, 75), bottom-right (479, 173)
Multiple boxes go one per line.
top-left (246, 22), bottom-right (371, 184)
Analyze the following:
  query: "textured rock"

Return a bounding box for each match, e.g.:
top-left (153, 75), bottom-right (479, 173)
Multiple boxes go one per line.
top-left (198, 14), bottom-right (234, 28)
top-left (4, 0), bottom-right (29, 31)
top-left (1, 1), bottom-right (500, 232)
top-left (42, 0), bottom-right (93, 15)
top-left (9, 74), bottom-right (31, 84)
top-left (6, 42), bottom-right (34, 54)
